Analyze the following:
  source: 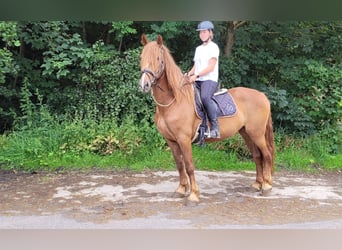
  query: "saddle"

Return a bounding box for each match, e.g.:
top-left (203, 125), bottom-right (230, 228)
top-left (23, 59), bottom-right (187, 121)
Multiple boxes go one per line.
top-left (192, 85), bottom-right (237, 145)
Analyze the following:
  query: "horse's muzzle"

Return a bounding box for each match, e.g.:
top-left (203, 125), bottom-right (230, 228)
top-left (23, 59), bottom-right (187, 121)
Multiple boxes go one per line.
top-left (139, 77), bottom-right (152, 93)
top-left (139, 70), bottom-right (156, 93)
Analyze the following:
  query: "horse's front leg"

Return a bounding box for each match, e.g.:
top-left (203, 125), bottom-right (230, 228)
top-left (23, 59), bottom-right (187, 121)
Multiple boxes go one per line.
top-left (177, 139), bottom-right (200, 202)
top-left (166, 139), bottom-right (189, 197)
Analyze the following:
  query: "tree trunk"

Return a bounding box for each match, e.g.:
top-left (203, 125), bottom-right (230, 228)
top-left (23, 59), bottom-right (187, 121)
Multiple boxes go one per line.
top-left (105, 23), bottom-right (112, 45)
top-left (224, 21), bottom-right (235, 57)
top-left (224, 21), bottom-right (247, 57)
top-left (82, 22), bottom-right (87, 43)
top-left (13, 36), bottom-right (25, 89)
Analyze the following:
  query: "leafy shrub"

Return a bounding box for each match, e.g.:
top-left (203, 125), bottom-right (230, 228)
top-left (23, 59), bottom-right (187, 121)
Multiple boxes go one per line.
top-left (46, 42), bottom-right (154, 126)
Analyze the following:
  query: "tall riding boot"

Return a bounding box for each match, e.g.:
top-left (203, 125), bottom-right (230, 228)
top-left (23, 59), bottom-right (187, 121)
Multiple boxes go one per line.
top-left (209, 118), bottom-right (220, 138)
top-left (206, 99), bottom-right (220, 138)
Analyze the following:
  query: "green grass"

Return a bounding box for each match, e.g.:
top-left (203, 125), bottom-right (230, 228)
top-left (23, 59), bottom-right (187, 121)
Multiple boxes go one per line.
top-left (0, 146), bottom-right (255, 172)
top-left (2, 140), bottom-right (340, 173)
top-left (192, 146), bottom-right (255, 171)
top-left (0, 121), bottom-right (341, 173)
top-left (275, 148), bottom-right (320, 172)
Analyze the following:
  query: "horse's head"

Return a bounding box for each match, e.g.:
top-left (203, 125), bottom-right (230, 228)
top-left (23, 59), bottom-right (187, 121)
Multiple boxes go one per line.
top-left (139, 34), bottom-right (165, 93)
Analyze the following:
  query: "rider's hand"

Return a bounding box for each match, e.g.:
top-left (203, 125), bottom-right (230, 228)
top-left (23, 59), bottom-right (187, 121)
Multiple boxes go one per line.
top-left (189, 74), bottom-right (197, 83)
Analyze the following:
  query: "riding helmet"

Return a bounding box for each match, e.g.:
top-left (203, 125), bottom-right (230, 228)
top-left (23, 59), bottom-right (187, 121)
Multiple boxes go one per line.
top-left (196, 21), bottom-right (214, 31)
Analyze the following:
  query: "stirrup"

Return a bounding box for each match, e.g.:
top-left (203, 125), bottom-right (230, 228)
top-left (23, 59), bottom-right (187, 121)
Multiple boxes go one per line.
top-left (205, 129), bottom-right (220, 138)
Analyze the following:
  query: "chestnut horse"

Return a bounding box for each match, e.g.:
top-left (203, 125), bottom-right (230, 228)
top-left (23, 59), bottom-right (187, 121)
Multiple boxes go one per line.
top-left (139, 34), bottom-right (274, 202)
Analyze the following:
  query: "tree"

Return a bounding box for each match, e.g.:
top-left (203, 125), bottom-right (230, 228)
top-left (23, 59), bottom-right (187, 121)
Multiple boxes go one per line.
top-left (223, 21), bottom-right (247, 57)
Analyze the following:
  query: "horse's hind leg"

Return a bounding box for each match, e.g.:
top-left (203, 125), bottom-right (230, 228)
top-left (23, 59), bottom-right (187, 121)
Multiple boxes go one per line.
top-left (166, 139), bottom-right (189, 197)
top-left (249, 134), bottom-right (273, 191)
top-left (239, 128), bottom-right (264, 191)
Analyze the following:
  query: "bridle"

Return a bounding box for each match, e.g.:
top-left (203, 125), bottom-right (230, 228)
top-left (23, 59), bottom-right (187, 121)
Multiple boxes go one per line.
top-left (140, 46), bottom-right (176, 107)
top-left (140, 46), bottom-right (165, 88)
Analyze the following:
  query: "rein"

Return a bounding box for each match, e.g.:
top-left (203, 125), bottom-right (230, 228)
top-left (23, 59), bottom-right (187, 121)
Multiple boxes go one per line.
top-left (151, 74), bottom-right (189, 108)
top-left (151, 88), bottom-right (176, 107)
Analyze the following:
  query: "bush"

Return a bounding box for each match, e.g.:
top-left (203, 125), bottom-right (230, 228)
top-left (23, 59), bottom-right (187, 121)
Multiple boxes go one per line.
top-left (47, 43), bottom-right (154, 126)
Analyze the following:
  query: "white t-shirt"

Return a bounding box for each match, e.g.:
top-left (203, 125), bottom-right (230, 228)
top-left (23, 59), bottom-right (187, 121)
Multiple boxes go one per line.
top-left (193, 41), bottom-right (219, 82)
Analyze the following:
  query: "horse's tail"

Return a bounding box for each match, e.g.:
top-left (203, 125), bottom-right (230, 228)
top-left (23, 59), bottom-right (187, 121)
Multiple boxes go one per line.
top-left (266, 112), bottom-right (275, 175)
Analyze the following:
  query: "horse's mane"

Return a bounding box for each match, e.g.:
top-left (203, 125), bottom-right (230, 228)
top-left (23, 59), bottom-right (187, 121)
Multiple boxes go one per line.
top-left (141, 40), bottom-right (193, 103)
top-left (161, 44), bottom-right (188, 102)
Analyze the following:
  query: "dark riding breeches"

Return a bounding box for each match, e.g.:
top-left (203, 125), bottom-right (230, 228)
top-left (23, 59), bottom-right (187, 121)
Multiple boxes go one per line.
top-left (195, 80), bottom-right (219, 122)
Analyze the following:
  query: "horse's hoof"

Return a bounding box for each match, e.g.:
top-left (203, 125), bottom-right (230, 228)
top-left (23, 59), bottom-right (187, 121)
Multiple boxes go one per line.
top-left (262, 182), bottom-right (272, 191)
top-left (251, 182), bottom-right (262, 191)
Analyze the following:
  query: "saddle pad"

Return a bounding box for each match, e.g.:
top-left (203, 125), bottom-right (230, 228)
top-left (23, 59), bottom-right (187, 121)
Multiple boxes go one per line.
top-left (212, 90), bottom-right (237, 117)
top-left (195, 88), bottom-right (237, 119)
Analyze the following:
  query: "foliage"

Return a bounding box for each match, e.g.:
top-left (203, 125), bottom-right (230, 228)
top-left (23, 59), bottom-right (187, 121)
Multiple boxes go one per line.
top-left (279, 59), bottom-right (341, 138)
top-left (0, 21), bottom-right (341, 172)
top-left (110, 21), bottom-right (137, 51)
top-left (219, 21), bottom-right (341, 142)
top-left (0, 21), bottom-right (20, 83)
top-left (46, 41), bottom-right (153, 125)
top-left (0, 48), bottom-right (18, 84)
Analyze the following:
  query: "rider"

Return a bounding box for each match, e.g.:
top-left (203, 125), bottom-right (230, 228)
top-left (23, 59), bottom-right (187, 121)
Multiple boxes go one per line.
top-left (187, 21), bottom-right (220, 138)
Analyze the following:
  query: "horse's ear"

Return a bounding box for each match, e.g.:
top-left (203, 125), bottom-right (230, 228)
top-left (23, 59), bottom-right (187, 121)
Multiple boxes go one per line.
top-left (156, 35), bottom-right (163, 46)
top-left (141, 34), bottom-right (149, 46)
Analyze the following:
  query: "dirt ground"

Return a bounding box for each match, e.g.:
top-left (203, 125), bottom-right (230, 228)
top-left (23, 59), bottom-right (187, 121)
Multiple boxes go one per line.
top-left (0, 168), bottom-right (341, 229)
